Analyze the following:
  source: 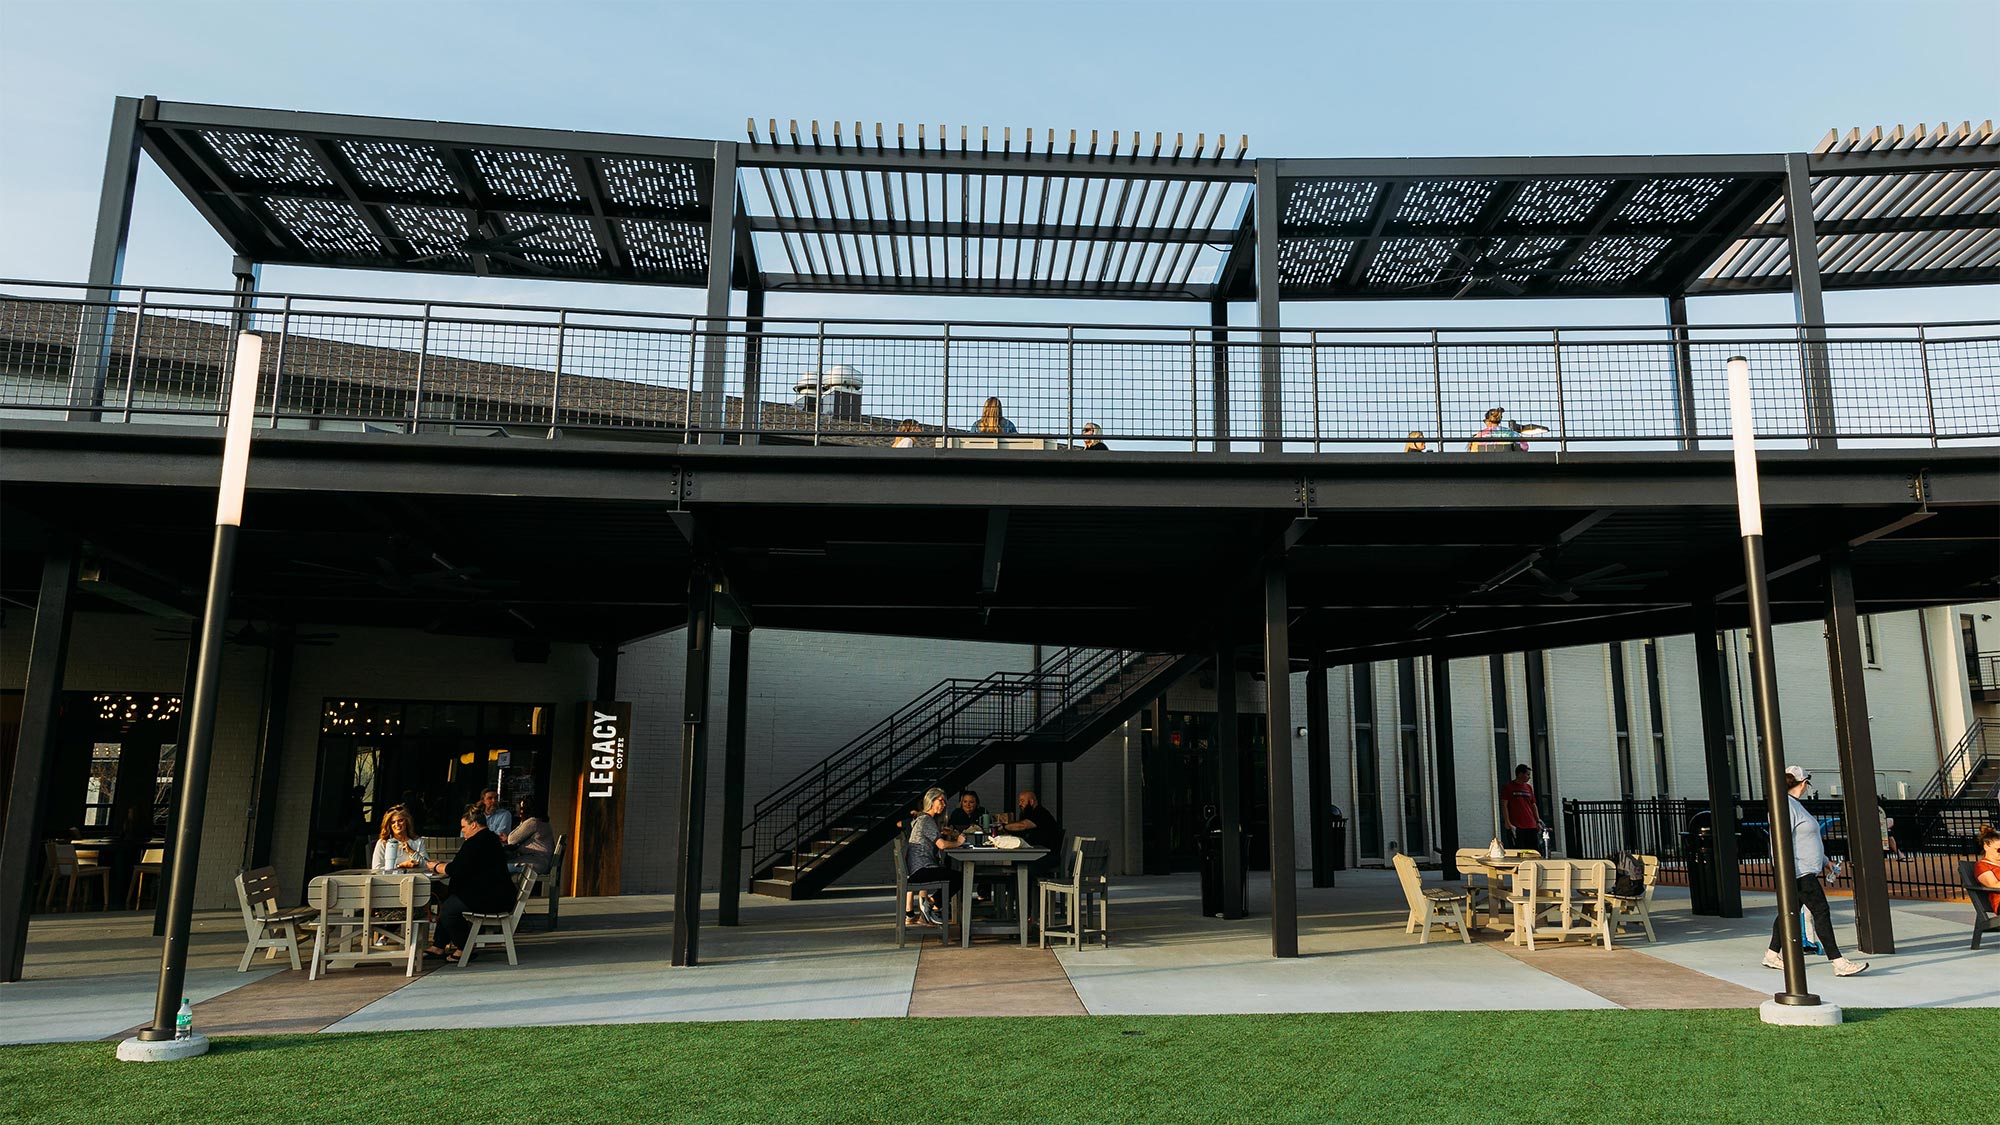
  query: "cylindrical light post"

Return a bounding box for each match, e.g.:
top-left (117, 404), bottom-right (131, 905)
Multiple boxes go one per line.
top-left (1726, 355), bottom-right (1820, 1010)
top-left (126, 332), bottom-right (262, 1057)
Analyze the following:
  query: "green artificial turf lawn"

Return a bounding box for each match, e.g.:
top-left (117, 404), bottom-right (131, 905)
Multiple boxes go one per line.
top-left (3, 1009), bottom-right (1993, 1124)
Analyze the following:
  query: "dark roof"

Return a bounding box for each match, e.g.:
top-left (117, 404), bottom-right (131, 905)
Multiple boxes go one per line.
top-left (125, 98), bottom-right (1998, 302)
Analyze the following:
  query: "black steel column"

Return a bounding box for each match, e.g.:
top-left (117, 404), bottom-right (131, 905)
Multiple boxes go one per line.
top-left (1824, 548), bottom-right (1893, 953)
top-left (717, 627), bottom-right (751, 927)
top-left (1143, 694), bottom-right (1174, 877)
top-left (1209, 299), bottom-right (1231, 453)
top-left (68, 96), bottom-right (144, 421)
top-left (1432, 655), bottom-right (1461, 881)
top-left (671, 564), bottom-right (717, 966)
top-left (1667, 295), bottom-right (1699, 451)
top-left (1304, 661), bottom-right (1335, 887)
top-left (154, 626), bottom-right (202, 938)
top-left (740, 282), bottom-right (765, 447)
top-left (1741, 534), bottom-right (1818, 1004)
top-left (140, 525), bottom-right (242, 1040)
top-left (1214, 646), bottom-right (1246, 919)
top-left (1253, 160), bottom-right (1283, 453)
top-left (1, 542), bottom-right (79, 984)
top-left (1691, 600), bottom-right (1744, 917)
top-left (696, 142), bottom-right (739, 441)
top-left (1784, 153), bottom-right (1835, 450)
top-left (244, 626), bottom-right (294, 869)
top-left (1262, 564), bottom-right (1298, 956)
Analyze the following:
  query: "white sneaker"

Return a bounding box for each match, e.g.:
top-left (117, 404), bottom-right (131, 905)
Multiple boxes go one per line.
top-left (1761, 950), bottom-right (1783, 969)
top-left (1832, 957), bottom-right (1869, 977)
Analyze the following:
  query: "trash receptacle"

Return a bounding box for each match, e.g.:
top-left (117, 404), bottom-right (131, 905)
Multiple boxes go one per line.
top-left (1200, 827), bottom-right (1225, 916)
top-left (1330, 812), bottom-right (1348, 871)
top-left (1684, 827), bottom-right (1717, 915)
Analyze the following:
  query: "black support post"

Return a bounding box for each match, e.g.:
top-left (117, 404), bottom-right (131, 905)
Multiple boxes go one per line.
top-left (1783, 153), bottom-right (1835, 450)
top-left (1262, 563), bottom-right (1297, 956)
top-left (1667, 295), bottom-right (1698, 451)
top-left (696, 142), bottom-right (739, 441)
top-left (1209, 298), bottom-right (1231, 453)
top-left (671, 564), bottom-right (717, 966)
top-left (154, 626), bottom-right (202, 938)
top-left (68, 96), bottom-right (143, 421)
top-left (1824, 548), bottom-right (1893, 953)
top-left (1214, 645), bottom-right (1246, 919)
top-left (1253, 160), bottom-right (1283, 453)
top-left (717, 627), bottom-right (751, 926)
top-left (244, 626), bottom-right (294, 870)
top-left (1432, 655), bottom-right (1461, 881)
top-left (1691, 600), bottom-right (1744, 918)
top-left (1, 542), bottom-right (80, 984)
top-left (594, 640), bottom-right (619, 702)
top-left (740, 282), bottom-right (765, 447)
top-left (1304, 661), bottom-right (1335, 887)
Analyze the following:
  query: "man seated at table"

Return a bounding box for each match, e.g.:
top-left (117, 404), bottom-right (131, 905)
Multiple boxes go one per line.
top-left (907, 787), bottom-right (964, 926)
top-left (479, 788), bottom-right (515, 837)
top-left (421, 805), bottom-right (515, 964)
top-left (996, 790), bottom-right (1062, 872)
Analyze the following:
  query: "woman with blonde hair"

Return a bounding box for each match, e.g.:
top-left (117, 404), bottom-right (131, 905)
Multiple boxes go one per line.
top-left (976, 397), bottom-right (1018, 435)
top-left (372, 806), bottom-right (429, 872)
top-left (892, 418), bottom-right (921, 448)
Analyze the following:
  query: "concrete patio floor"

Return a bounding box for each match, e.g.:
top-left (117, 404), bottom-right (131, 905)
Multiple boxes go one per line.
top-left (2, 870), bottom-right (1992, 1044)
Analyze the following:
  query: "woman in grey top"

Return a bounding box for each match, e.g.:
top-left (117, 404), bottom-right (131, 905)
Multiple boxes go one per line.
top-left (505, 795), bottom-right (556, 875)
top-left (906, 787), bottom-right (962, 925)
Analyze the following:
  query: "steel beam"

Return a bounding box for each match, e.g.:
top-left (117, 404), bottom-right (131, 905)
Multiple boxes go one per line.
top-left (68, 96), bottom-right (145, 421)
top-left (1262, 563), bottom-right (1298, 956)
top-left (244, 625), bottom-right (294, 869)
top-left (1785, 153), bottom-right (1836, 450)
top-left (1690, 599), bottom-right (1744, 917)
top-left (1667, 295), bottom-right (1698, 451)
top-left (1823, 548), bottom-right (1893, 953)
top-left (1210, 298), bottom-right (1231, 452)
top-left (697, 143), bottom-right (739, 442)
top-left (1214, 647), bottom-right (1246, 919)
top-left (1304, 661), bottom-right (1335, 887)
top-left (1432, 654), bottom-right (1461, 880)
top-left (670, 560), bottom-right (717, 966)
top-left (0, 542), bottom-right (80, 983)
top-left (1254, 161), bottom-right (1283, 453)
top-left (718, 627), bottom-right (751, 926)
top-left (740, 282), bottom-right (764, 447)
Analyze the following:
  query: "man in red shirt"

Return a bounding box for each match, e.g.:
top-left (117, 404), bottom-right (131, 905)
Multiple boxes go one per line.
top-left (1499, 765), bottom-right (1543, 851)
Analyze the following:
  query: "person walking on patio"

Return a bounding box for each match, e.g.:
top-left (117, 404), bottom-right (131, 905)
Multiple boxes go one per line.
top-left (1763, 765), bottom-right (1869, 977)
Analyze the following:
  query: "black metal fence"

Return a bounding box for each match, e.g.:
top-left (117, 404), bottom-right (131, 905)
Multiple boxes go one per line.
top-left (5, 279), bottom-right (1998, 452)
top-left (1562, 795), bottom-right (1999, 901)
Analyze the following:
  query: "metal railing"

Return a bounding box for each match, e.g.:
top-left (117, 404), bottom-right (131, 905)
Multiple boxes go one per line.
top-left (4, 279), bottom-right (1997, 452)
top-left (748, 647), bottom-right (1165, 876)
top-left (1562, 795), bottom-right (1998, 901)
top-left (1916, 718), bottom-right (2000, 803)
top-left (1976, 651), bottom-right (2000, 694)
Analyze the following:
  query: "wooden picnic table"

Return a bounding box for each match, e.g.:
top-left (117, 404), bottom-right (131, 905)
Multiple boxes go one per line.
top-left (306, 872), bottom-right (433, 978)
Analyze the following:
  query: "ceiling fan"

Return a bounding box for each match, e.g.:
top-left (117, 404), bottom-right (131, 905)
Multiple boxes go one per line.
top-left (408, 221), bottom-right (559, 275)
top-left (1407, 241), bottom-right (1566, 299)
top-left (1520, 561), bottom-right (1669, 603)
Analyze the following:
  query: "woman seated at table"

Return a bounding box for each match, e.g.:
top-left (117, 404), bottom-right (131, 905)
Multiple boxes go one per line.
top-left (505, 795), bottom-right (556, 875)
top-left (421, 806), bottom-right (515, 963)
top-left (945, 790), bottom-right (986, 832)
top-left (907, 787), bottom-right (964, 926)
top-left (372, 806), bottom-right (429, 872)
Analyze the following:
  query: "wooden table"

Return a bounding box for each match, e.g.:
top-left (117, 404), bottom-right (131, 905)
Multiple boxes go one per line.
top-left (306, 872), bottom-right (432, 978)
top-left (1466, 854), bottom-right (1529, 930)
top-left (946, 846), bottom-right (1050, 948)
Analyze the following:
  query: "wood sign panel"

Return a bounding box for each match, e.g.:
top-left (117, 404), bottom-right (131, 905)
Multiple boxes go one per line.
top-left (571, 701), bottom-right (630, 897)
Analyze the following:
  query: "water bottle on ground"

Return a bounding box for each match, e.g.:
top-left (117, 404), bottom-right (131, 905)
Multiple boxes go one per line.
top-left (174, 998), bottom-right (193, 1040)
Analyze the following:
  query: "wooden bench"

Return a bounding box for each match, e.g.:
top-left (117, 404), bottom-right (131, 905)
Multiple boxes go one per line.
top-left (1600, 854), bottom-right (1661, 943)
top-left (1510, 859), bottom-right (1613, 951)
top-left (307, 874), bottom-right (426, 979)
top-left (234, 866), bottom-right (318, 971)
top-left (460, 866), bottom-right (540, 967)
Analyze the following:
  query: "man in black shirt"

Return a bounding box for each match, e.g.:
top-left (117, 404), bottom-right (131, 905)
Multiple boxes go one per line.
top-left (998, 789), bottom-right (1060, 851)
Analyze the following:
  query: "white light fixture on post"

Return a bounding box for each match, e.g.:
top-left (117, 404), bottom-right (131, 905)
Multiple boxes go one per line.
top-left (1727, 355), bottom-right (1835, 1026)
top-left (119, 332), bottom-right (262, 1062)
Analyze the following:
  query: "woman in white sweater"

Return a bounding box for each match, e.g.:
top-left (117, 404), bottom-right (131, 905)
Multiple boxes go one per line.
top-left (372, 806), bottom-right (430, 872)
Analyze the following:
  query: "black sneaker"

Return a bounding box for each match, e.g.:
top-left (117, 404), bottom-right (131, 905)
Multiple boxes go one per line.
top-left (919, 897), bottom-right (945, 926)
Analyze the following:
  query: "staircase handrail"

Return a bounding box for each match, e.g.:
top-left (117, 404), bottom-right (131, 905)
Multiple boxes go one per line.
top-left (1916, 717), bottom-right (2000, 803)
top-left (749, 647), bottom-right (1164, 872)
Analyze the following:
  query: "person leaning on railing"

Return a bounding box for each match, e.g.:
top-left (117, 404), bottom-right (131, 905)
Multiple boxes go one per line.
top-left (1468, 407), bottom-right (1525, 453)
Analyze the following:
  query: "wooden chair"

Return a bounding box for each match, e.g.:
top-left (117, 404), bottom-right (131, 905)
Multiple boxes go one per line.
top-left (235, 866), bottom-right (318, 972)
top-left (1039, 837), bottom-right (1111, 950)
top-left (460, 866), bottom-right (539, 967)
top-left (1394, 853), bottom-right (1470, 944)
top-left (309, 874), bottom-right (423, 979)
top-left (520, 835), bottom-right (566, 931)
top-left (892, 832), bottom-right (950, 948)
top-left (127, 846), bottom-right (165, 910)
top-left (44, 842), bottom-right (111, 911)
top-left (1958, 861), bottom-right (2000, 950)
top-left (1511, 859), bottom-right (1613, 951)
top-left (1599, 854), bottom-right (1660, 943)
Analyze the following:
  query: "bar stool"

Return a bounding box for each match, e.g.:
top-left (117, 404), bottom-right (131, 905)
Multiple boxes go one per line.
top-left (128, 845), bottom-right (166, 909)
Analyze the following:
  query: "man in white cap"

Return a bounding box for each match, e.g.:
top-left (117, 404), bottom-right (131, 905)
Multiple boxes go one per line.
top-left (1762, 765), bottom-right (1868, 976)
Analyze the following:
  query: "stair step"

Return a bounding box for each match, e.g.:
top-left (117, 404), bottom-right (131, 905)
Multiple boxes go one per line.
top-left (751, 878), bottom-right (801, 900)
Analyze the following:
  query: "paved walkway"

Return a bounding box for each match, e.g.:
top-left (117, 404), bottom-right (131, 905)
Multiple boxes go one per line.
top-left (4, 871), bottom-right (1991, 1044)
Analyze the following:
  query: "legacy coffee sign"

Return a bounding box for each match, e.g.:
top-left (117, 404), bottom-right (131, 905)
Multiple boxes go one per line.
top-left (572, 701), bottom-right (631, 897)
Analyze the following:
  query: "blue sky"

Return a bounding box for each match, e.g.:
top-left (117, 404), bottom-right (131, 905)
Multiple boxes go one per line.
top-left (1, 0), bottom-right (1994, 326)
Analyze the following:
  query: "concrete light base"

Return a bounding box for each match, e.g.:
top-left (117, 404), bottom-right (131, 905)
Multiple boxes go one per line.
top-left (116, 1033), bottom-right (211, 1061)
top-left (1758, 999), bottom-right (1843, 1027)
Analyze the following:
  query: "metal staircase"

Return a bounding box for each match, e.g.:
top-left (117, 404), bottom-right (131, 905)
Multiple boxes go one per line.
top-left (746, 647), bottom-right (1196, 900)
top-left (1915, 718), bottom-right (2000, 803)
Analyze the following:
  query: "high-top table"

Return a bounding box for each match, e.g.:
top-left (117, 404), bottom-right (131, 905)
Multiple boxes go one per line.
top-left (945, 846), bottom-right (1050, 948)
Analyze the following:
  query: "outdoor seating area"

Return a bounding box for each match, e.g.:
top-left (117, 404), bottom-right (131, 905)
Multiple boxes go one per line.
top-left (1401, 850), bottom-right (1662, 952)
